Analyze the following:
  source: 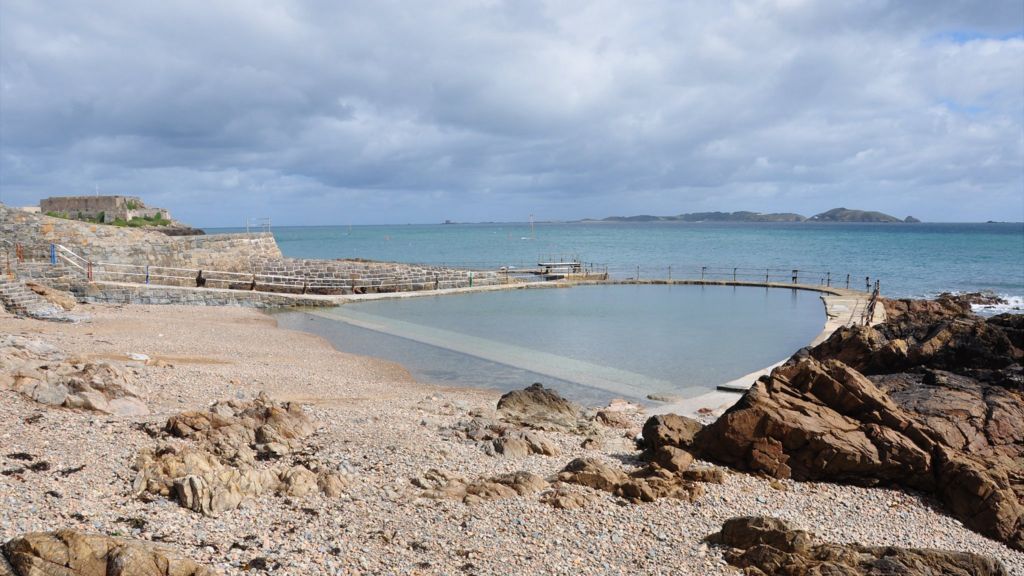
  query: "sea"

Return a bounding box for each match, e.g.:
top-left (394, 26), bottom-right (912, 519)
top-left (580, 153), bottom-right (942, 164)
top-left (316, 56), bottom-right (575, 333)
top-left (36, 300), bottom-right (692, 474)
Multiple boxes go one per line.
top-left (213, 221), bottom-right (1023, 404)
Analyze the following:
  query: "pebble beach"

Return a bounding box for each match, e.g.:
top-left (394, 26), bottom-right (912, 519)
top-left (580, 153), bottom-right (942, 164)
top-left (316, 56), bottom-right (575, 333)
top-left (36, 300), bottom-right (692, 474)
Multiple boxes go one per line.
top-left (2, 303), bottom-right (1022, 575)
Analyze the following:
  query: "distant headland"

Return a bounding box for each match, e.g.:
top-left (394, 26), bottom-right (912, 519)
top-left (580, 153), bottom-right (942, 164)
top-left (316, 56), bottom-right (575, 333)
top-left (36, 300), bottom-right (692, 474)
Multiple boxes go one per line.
top-left (584, 207), bottom-right (921, 224)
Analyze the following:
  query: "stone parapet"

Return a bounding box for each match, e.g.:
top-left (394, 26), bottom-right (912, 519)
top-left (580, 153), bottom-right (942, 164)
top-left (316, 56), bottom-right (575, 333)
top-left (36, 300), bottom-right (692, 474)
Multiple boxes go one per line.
top-left (70, 282), bottom-right (337, 309)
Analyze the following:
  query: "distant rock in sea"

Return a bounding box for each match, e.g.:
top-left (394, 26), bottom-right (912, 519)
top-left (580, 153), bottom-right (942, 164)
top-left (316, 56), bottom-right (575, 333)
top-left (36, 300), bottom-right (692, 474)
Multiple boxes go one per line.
top-left (591, 207), bottom-right (918, 223)
top-left (808, 207), bottom-right (904, 223)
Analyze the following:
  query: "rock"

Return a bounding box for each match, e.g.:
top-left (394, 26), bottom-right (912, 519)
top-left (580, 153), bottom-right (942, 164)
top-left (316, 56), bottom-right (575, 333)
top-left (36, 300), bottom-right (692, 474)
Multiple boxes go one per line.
top-left (708, 516), bottom-right (1009, 576)
top-left (595, 410), bottom-right (632, 429)
top-left (693, 300), bottom-right (1024, 551)
top-left (24, 282), bottom-right (77, 311)
top-left (133, 395), bottom-right (344, 515)
top-left (0, 336), bottom-right (148, 416)
top-left (493, 431), bottom-right (559, 458)
top-left (649, 445), bottom-right (693, 473)
top-left (165, 393), bottom-right (314, 464)
top-left (541, 485), bottom-right (601, 509)
top-left (415, 469), bottom-right (547, 503)
top-left (642, 414), bottom-right (703, 451)
top-left (497, 383), bottom-right (588, 432)
top-left (556, 457), bottom-right (705, 504)
top-left (1, 530), bottom-right (214, 576)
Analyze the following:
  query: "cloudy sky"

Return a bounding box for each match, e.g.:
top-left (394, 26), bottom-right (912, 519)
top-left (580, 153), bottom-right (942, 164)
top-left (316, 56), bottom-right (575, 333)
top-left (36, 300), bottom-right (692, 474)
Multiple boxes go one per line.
top-left (1, 1), bottom-right (1021, 225)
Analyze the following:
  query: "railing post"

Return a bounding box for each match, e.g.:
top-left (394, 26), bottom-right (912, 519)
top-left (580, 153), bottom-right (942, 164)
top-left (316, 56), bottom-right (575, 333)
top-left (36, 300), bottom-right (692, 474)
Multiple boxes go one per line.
top-left (668, 265), bottom-right (671, 282)
top-left (469, 271), bottom-right (473, 287)
top-left (50, 244), bottom-right (56, 265)
top-left (865, 276), bottom-right (870, 291)
top-left (636, 265), bottom-right (640, 280)
top-left (846, 274), bottom-right (850, 289)
top-left (765, 269), bottom-right (769, 283)
top-left (826, 272), bottom-right (831, 287)
top-left (733, 267), bottom-right (737, 282)
top-left (792, 269), bottom-right (798, 284)
top-left (145, 265), bottom-right (150, 285)
top-left (700, 266), bottom-right (705, 281)
top-left (87, 261), bottom-right (93, 281)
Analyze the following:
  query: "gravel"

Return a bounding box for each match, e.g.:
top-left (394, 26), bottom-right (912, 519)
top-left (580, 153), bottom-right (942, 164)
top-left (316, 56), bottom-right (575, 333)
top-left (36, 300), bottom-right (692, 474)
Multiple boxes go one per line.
top-left (1, 303), bottom-right (1021, 575)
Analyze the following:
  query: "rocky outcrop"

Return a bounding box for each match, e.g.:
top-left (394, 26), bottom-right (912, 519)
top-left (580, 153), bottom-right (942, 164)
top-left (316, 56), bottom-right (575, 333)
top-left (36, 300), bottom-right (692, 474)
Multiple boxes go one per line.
top-left (0, 335), bottom-right (148, 416)
top-left (413, 469), bottom-right (548, 504)
top-left (442, 415), bottom-right (560, 458)
top-left (556, 457), bottom-right (707, 504)
top-left (689, 301), bottom-right (1024, 550)
top-left (708, 516), bottom-right (1008, 576)
top-left (164, 395), bottom-right (316, 465)
top-left (1, 530), bottom-right (214, 576)
top-left (133, 394), bottom-right (350, 516)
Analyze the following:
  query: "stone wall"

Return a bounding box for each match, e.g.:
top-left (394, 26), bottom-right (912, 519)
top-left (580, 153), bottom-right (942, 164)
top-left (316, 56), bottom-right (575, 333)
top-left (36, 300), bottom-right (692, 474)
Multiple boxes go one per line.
top-left (3, 203), bottom-right (503, 296)
top-left (254, 258), bottom-right (502, 294)
top-left (1, 204), bottom-right (281, 271)
top-left (71, 282), bottom-right (337, 309)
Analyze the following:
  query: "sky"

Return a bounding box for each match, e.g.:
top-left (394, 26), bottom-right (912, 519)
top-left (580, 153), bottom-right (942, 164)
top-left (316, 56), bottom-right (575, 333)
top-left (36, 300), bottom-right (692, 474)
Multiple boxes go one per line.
top-left (1, 1), bottom-right (1022, 226)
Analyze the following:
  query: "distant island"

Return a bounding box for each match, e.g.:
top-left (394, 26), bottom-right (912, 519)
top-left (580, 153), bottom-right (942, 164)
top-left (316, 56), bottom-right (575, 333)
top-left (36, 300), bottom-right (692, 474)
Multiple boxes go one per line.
top-left (587, 207), bottom-right (920, 224)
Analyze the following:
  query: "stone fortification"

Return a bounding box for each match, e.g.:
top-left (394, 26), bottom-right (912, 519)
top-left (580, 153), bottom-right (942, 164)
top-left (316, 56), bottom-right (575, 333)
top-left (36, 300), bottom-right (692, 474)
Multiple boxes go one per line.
top-left (3, 203), bottom-right (502, 300)
top-left (40, 195), bottom-right (167, 224)
top-left (1, 203), bottom-right (281, 271)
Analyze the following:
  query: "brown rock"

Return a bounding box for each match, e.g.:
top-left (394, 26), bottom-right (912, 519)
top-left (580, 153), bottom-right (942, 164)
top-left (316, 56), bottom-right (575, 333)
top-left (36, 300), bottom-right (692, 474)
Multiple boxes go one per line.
top-left (642, 414), bottom-right (703, 451)
top-left (1, 530), bottom-right (214, 576)
top-left (556, 457), bottom-right (705, 504)
top-left (497, 383), bottom-right (588, 432)
top-left (25, 282), bottom-right (77, 311)
top-left (649, 445), bottom-right (693, 473)
top-left (693, 300), bottom-right (1024, 551)
top-left (709, 516), bottom-right (1009, 576)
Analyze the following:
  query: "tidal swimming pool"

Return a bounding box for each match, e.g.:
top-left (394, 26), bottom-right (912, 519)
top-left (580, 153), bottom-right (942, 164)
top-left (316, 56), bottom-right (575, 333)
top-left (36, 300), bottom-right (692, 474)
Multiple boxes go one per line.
top-left (275, 284), bottom-right (826, 405)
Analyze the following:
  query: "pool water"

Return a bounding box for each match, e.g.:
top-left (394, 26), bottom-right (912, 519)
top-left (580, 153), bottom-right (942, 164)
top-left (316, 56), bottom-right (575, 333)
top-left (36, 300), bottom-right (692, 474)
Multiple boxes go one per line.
top-left (275, 284), bottom-right (825, 405)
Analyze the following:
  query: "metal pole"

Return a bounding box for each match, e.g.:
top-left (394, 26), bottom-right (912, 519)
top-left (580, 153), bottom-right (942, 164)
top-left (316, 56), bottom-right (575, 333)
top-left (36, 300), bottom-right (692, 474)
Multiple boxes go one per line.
top-left (733, 267), bottom-right (737, 282)
top-left (846, 274), bottom-right (850, 289)
top-left (87, 262), bottom-right (93, 281)
top-left (636, 265), bottom-right (639, 280)
top-left (765, 269), bottom-right (769, 283)
top-left (668, 265), bottom-right (671, 282)
top-left (826, 272), bottom-right (831, 287)
top-left (145, 265), bottom-right (150, 285)
top-left (865, 276), bottom-right (870, 290)
top-left (792, 269), bottom-right (798, 284)
top-left (701, 266), bottom-right (705, 281)
top-left (50, 244), bottom-right (56, 265)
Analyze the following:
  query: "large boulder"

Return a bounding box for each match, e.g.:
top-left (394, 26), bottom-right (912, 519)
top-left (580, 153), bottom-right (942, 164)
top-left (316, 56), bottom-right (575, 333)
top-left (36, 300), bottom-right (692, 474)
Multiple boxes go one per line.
top-left (642, 413), bottom-right (703, 451)
top-left (2, 530), bottom-right (214, 576)
top-left (709, 516), bottom-right (1008, 576)
top-left (693, 303), bottom-right (1024, 550)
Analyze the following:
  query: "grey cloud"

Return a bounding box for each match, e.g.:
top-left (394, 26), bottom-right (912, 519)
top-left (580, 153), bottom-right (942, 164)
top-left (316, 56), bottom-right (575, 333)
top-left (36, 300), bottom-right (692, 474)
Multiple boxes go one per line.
top-left (1, 0), bottom-right (1022, 225)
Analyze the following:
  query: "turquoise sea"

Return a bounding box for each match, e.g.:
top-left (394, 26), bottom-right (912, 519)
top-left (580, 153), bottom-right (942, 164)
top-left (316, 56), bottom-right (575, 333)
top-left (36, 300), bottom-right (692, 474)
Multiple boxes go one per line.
top-left (224, 221), bottom-right (1022, 403)
top-left (216, 221), bottom-right (1024, 300)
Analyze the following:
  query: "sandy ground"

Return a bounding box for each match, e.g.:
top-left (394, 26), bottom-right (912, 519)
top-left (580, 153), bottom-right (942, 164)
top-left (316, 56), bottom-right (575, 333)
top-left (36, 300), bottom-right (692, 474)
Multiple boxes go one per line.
top-left (1, 303), bottom-right (1021, 575)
